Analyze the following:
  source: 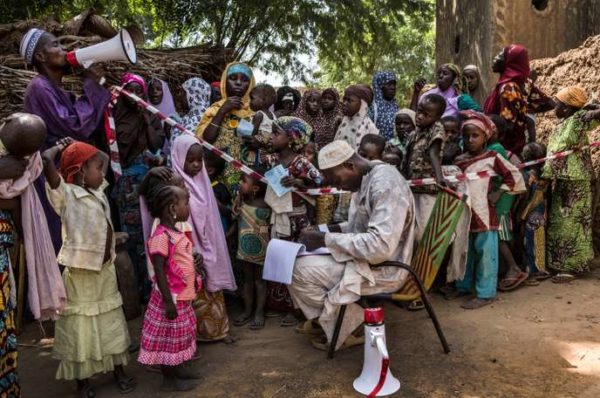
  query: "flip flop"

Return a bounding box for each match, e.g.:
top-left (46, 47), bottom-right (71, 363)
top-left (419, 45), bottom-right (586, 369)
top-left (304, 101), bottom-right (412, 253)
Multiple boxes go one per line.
top-left (295, 320), bottom-right (324, 335)
top-left (525, 277), bottom-right (540, 286)
top-left (233, 314), bottom-right (252, 327)
top-left (552, 273), bottom-right (575, 284)
top-left (531, 271), bottom-right (551, 281)
top-left (280, 313), bottom-right (299, 327)
top-left (407, 298), bottom-right (425, 311)
top-left (249, 316), bottom-right (265, 330)
top-left (114, 375), bottom-right (136, 394)
top-left (311, 334), bottom-right (365, 351)
top-left (498, 271), bottom-right (528, 291)
top-left (461, 298), bottom-right (493, 310)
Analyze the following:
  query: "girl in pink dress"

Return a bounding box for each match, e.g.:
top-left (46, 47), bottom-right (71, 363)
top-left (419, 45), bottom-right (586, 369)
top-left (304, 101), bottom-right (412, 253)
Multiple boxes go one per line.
top-left (138, 185), bottom-right (203, 392)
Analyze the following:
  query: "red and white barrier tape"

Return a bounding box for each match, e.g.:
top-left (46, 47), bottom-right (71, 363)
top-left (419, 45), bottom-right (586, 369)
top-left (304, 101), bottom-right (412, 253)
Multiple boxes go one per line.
top-left (114, 86), bottom-right (598, 192)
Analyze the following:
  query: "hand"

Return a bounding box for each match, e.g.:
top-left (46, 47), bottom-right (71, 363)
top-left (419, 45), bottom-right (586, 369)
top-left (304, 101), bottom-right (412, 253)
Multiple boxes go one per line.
top-left (222, 97), bottom-right (243, 113)
top-left (242, 135), bottom-right (261, 150)
top-left (414, 77), bottom-right (426, 93)
top-left (56, 137), bottom-right (74, 151)
top-left (193, 252), bottom-right (204, 274)
top-left (82, 64), bottom-right (106, 84)
top-left (0, 156), bottom-right (28, 180)
top-left (164, 301), bottom-right (178, 320)
top-left (298, 230), bottom-right (326, 252)
top-left (581, 110), bottom-right (600, 123)
top-left (488, 190), bottom-right (503, 207)
top-left (281, 176), bottom-right (302, 188)
top-left (149, 166), bottom-right (173, 182)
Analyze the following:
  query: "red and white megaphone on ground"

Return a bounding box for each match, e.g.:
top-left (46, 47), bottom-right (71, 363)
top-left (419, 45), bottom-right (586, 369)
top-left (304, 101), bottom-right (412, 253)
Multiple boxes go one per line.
top-left (66, 28), bottom-right (137, 69)
top-left (353, 307), bottom-right (401, 397)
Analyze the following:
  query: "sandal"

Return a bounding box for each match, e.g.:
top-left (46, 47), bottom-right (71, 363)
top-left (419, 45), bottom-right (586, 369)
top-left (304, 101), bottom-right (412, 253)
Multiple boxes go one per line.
top-left (552, 273), bottom-right (575, 284)
top-left (233, 313), bottom-right (252, 327)
top-left (407, 298), bottom-right (424, 311)
top-left (295, 320), bottom-right (324, 335)
top-left (114, 374), bottom-right (136, 394)
top-left (311, 334), bottom-right (365, 351)
top-left (280, 313), bottom-right (299, 327)
top-left (78, 385), bottom-right (96, 398)
top-left (531, 271), bottom-right (551, 281)
top-left (444, 289), bottom-right (470, 301)
top-left (498, 271), bottom-right (528, 292)
top-left (461, 298), bottom-right (493, 310)
top-left (524, 277), bottom-right (540, 286)
top-left (249, 315), bottom-right (265, 330)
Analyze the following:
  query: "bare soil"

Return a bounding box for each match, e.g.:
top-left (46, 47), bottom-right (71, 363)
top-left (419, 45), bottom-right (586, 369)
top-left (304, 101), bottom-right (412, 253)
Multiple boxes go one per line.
top-left (18, 267), bottom-right (600, 398)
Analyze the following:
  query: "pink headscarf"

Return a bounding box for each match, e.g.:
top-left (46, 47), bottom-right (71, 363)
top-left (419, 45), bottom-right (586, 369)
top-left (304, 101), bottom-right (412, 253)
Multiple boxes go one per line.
top-left (171, 135), bottom-right (237, 292)
top-left (121, 72), bottom-right (147, 93)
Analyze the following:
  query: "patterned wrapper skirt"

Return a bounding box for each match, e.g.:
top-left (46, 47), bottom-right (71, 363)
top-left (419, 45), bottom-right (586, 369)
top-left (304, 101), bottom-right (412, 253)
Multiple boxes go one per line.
top-left (138, 290), bottom-right (197, 366)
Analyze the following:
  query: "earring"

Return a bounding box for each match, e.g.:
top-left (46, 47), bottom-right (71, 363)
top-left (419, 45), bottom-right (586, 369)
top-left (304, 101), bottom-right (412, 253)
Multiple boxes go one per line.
top-left (172, 212), bottom-right (177, 221)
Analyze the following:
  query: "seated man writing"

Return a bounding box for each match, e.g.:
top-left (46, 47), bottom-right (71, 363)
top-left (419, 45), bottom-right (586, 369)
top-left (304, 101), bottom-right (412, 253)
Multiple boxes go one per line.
top-left (291, 140), bottom-right (416, 351)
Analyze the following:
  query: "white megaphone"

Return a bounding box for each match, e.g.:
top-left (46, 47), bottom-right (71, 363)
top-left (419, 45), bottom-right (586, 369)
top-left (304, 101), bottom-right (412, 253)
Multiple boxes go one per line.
top-left (66, 29), bottom-right (137, 69)
top-left (353, 307), bottom-right (401, 397)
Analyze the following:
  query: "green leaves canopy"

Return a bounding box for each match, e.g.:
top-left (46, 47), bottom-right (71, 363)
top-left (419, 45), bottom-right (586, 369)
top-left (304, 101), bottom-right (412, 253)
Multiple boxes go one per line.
top-left (2, 0), bottom-right (434, 94)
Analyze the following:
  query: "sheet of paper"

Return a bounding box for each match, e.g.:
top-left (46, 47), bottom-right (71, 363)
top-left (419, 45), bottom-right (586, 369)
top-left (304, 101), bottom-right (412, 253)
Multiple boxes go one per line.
top-left (264, 165), bottom-right (292, 197)
top-left (263, 239), bottom-right (305, 284)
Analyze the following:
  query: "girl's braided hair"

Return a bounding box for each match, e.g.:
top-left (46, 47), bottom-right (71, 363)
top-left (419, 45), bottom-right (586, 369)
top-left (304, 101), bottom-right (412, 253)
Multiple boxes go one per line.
top-left (146, 185), bottom-right (180, 218)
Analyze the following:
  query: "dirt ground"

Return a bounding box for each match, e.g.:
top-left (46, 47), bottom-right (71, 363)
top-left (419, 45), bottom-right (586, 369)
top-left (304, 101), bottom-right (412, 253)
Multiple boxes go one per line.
top-left (17, 267), bottom-right (600, 398)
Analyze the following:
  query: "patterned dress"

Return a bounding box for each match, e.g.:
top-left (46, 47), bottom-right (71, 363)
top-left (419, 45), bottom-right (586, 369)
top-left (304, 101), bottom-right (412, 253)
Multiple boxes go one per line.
top-left (542, 111), bottom-right (597, 273)
top-left (0, 211), bottom-right (18, 396)
top-left (237, 204), bottom-right (271, 265)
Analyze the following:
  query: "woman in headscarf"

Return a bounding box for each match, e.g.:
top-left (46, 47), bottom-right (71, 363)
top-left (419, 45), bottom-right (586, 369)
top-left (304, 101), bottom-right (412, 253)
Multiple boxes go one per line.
top-left (148, 78), bottom-right (177, 119)
top-left (319, 87), bottom-right (343, 149)
top-left (197, 62), bottom-right (256, 196)
top-left (412, 63), bottom-right (481, 120)
top-left (542, 87), bottom-right (600, 283)
top-left (463, 64), bottom-right (484, 105)
top-left (274, 86), bottom-right (302, 117)
top-left (293, 89), bottom-right (328, 144)
top-left (113, 72), bottom-right (165, 303)
top-left (171, 135), bottom-right (237, 342)
top-left (370, 71), bottom-right (399, 140)
top-left (21, 28), bottom-right (111, 253)
top-left (334, 84), bottom-right (379, 150)
top-left (483, 44), bottom-right (557, 155)
top-left (181, 77), bottom-right (212, 132)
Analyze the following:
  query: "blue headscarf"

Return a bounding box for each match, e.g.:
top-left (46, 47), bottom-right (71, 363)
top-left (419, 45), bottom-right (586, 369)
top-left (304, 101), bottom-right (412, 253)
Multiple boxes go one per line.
top-left (370, 71), bottom-right (399, 140)
top-left (227, 63), bottom-right (253, 79)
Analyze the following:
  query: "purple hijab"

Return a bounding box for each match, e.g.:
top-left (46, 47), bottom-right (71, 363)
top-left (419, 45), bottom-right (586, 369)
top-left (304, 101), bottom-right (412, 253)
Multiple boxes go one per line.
top-left (149, 78), bottom-right (177, 118)
top-left (171, 135), bottom-right (236, 292)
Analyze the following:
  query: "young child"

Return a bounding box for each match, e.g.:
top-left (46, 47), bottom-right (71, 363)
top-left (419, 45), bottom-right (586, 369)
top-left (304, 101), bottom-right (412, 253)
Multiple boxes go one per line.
top-left (452, 111), bottom-right (525, 309)
top-left (171, 135), bottom-right (237, 343)
top-left (138, 184), bottom-right (202, 392)
top-left (232, 167), bottom-right (271, 330)
top-left (389, 108), bottom-right (416, 157)
top-left (0, 113), bottom-right (47, 158)
top-left (382, 146), bottom-right (403, 171)
top-left (42, 139), bottom-right (135, 396)
top-left (488, 115), bottom-right (528, 291)
top-left (334, 84), bottom-right (378, 149)
top-left (519, 142), bottom-right (550, 284)
top-left (441, 115), bottom-right (462, 165)
top-left (358, 133), bottom-right (386, 161)
top-left (263, 117), bottom-right (322, 326)
top-left (204, 150), bottom-right (233, 233)
top-left (249, 84), bottom-right (278, 163)
top-left (304, 141), bottom-right (317, 166)
top-left (405, 93), bottom-right (447, 241)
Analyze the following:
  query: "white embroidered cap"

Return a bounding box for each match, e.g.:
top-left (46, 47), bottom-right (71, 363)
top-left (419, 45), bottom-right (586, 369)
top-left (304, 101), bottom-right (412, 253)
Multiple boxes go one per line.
top-left (318, 140), bottom-right (355, 170)
top-left (20, 28), bottom-right (46, 66)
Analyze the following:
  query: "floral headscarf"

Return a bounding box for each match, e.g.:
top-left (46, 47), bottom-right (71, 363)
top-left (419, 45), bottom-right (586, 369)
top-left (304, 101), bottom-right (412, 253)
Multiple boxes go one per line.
top-left (293, 89), bottom-right (326, 144)
top-left (370, 71), bottom-right (399, 140)
top-left (275, 116), bottom-right (313, 152)
top-left (320, 87), bottom-right (343, 149)
top-left (181, 77), bottom-right (211, 132)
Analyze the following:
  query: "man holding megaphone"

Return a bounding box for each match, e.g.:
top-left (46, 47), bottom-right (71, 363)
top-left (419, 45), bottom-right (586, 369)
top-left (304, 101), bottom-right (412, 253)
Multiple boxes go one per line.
top-left (21, 28), bottom-right (113, 254)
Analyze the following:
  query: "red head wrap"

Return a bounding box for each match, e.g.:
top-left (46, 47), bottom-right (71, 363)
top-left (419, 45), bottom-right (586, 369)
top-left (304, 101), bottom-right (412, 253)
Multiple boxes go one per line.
top-left (60, 142), bottom-right (99, 183)
top-left (484, 44), bottom-right (530, 114)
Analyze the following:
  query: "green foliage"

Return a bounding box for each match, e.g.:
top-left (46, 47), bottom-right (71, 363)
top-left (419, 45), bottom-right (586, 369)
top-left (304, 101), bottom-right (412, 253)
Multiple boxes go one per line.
top-left (315, 0), bottom-right (435, 102)
top-left (1, 0), bottom-right (435, 93)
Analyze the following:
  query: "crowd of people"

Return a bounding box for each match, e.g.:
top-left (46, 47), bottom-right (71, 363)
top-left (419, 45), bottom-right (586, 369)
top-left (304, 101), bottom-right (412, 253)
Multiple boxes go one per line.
top-left (1, 28), bottom-right (599, 397)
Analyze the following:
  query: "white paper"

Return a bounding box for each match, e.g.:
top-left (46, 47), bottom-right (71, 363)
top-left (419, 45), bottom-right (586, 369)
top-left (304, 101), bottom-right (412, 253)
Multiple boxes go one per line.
top-left (318, 224), bottom-right (330, 233)
top-left (263, 239), bottom-right (331, 284)
top-left (265, 165), bottom-right (292, 197)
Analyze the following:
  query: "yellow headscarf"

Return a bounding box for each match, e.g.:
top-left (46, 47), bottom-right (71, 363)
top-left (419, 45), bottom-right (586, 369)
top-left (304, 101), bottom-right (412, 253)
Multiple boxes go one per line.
top-left (196, 62), bottom-right (256, 137)
top-left (556, 86), bottom-right (588, 109)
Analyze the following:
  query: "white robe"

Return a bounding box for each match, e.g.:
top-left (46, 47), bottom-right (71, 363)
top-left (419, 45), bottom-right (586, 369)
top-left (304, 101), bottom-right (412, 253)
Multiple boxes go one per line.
top-left (289, 163), bottom-right (416, 350)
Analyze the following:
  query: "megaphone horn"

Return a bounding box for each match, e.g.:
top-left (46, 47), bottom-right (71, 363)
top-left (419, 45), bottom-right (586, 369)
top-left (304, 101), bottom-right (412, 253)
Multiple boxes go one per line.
top-left (66, 28), bottom-right (137, 69)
